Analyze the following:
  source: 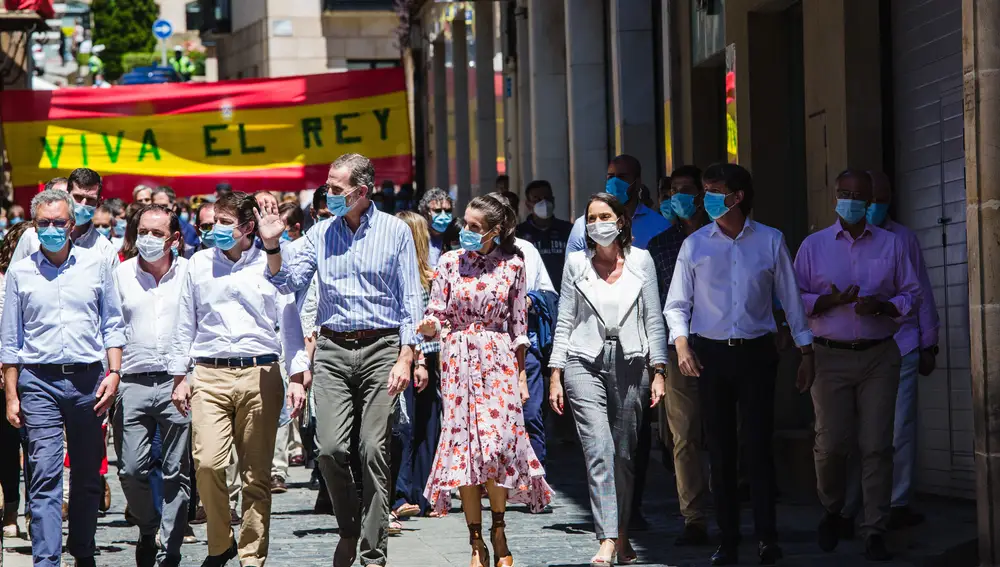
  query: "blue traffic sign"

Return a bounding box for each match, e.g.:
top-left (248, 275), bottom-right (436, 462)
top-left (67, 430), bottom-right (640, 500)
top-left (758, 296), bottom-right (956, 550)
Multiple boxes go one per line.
top-left (152, 19), bottom-right (173, 40)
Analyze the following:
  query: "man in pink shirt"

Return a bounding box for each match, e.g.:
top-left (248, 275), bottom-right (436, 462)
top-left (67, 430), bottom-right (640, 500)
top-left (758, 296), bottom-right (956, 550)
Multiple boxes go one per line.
top-left (793, 169), bottom-right (922, 562)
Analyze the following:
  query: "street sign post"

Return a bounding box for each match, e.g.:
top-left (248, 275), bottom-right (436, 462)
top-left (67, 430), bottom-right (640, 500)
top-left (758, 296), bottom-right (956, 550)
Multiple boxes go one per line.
top-left (152, 19), bottom-right (173, 67)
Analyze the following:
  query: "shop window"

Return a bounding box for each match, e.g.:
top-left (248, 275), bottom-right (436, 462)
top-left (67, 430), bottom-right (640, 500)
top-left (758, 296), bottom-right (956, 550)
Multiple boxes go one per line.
top-left (346, 59), bottom-right (402, 70)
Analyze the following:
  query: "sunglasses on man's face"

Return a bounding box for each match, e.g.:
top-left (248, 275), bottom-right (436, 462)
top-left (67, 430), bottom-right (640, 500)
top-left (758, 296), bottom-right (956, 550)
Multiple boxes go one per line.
top-left (198, 222), bottom-right (215, 232)
top-left (36, 219), bottom-right (71, 229)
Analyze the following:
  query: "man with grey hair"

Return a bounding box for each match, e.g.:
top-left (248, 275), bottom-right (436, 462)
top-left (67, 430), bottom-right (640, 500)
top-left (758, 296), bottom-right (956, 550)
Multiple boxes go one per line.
top-left (11, 170), bottom-right (119, 265)
top-left (418, 187), bottom-right (456, 268)
top-left (272, 153), bottom-right (425, 567)
top-left (133, 184), bottom-right (153, 205)
top-left (2, 188), bottom-right (125, 567)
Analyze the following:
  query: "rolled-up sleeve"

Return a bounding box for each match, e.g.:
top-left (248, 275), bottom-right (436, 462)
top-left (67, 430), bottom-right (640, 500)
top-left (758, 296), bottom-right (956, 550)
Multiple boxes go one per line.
top-left (99, 256), bottom-right (126, 349)
top-left (663, 240), bottom-right (695, 343)
top-left (773, 234), bottom-right (812, 347)
top-left (271, 225), bottom-right (319, 293)
top-left (0, 271), bottom-right (22, 365)
top-left (167, 267), bottom-right (197, 375)
top-left (395, 228), bottom-right (424, 345)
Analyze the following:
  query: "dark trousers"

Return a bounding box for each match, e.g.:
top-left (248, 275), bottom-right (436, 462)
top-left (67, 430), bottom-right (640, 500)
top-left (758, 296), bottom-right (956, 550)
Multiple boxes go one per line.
top-left (631, 402), bottom-right (652, 518)
top-left (693, 335), bottom-right (778, 546)
top-left (523, 348), bottom-right (547, 467)
top-left (1, 389), bottom-right (21, 516)
top-left (393, 353), bottom-right (442, 514)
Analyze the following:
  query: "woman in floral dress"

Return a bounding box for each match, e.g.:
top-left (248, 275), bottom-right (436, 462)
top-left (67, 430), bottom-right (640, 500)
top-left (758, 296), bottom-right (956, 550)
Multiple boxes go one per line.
top-left (418, 194), bottom-right (552, 567)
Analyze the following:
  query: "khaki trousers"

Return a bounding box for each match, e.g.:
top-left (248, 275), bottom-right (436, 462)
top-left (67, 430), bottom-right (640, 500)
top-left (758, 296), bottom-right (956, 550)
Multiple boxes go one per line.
top-left (190, 363), bottom-right (283, 566)
top-left (663, 357), bottom-right (710, 526)
top-left (812, 340), bottom-right (900, 536)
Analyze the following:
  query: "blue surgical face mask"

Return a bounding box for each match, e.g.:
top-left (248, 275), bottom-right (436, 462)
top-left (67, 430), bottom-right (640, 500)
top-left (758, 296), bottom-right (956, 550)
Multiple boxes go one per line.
top-left (671, 193), bottom-right (699, 220)
top-left (0, 218), bottom-right (8, 230)
top-left (74, 203), bottom-right (96, 225)
top-left (281, 230), bottom-right (293, 242)
top-left (605, 177), bottom-right (631, 204)
top-left (180, 211), bottom-right (190, 224)
top-left (200, 228), bottom-right (216, 248)
top-left (459, 228), bottom-right (489, 252)
top-left (96, 227), bottom-right (112, 239)
top-left (38, 225), bottom-right (69, 253)
top-left (659, 201), bottom-right (676, 224)
top-left (836, 199), bottom-right (868, 225)
top-left (211, 223), bottom-right (238, 251)
top-left (703, 191), bottom-right (732, 221)
top-left (866, 202), bottom-right (889, 226)
top-left (114, 218), bottom-right (127, 237)
top-left (431, 212), bottom-right (453, 233)
top-left (326, 188), bottom-right (359, 217)
top-left (9, 217), bottom-right (21, 226)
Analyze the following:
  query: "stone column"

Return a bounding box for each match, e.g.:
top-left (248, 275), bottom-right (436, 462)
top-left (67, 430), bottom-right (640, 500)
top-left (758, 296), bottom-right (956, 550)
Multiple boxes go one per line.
top-left (609, 0), bottom-right (660, 188)
top-left (475, 0), bottom-right (498, 196)
top-left (432, 36), bottom-right (450, 191)
top-left (963, 1), bottom-right (1000, 563)
top-left (452, 17), bottom-right (472, 210)
top-left (527, 0), bottom-right (570, 219)
top-left (515, 0), bottom-right (533, 187)
top-left (565, 0), bottom-right (609, 218)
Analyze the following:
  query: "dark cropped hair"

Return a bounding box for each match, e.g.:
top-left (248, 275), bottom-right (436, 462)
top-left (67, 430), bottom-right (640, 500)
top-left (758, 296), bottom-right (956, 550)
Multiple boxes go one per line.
top-left (473, 192), bottom-right (522, 258)
top-left (214, 191), bottom-right (259, 238)
top-left (670, 165), bottom-right (704, 190)
top-left (68, 168), bottom-right (102, 194)
top-left (44, 177), bottom-right (68, 192)
top-left (702, 162), bottom-right (754, 215)
top-left (585, 193), bottom-right (633, 252)
top-left (120, 204), bottom-right (184, 260)
top-left (152, 186), bottom-right (177, 204)
top-left (279, 201), bottom-right (304, 228)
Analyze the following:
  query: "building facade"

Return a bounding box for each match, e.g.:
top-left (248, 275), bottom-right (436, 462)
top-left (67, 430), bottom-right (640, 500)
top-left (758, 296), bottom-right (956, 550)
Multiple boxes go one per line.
top-left (407, 0), bottom-right (974, 502)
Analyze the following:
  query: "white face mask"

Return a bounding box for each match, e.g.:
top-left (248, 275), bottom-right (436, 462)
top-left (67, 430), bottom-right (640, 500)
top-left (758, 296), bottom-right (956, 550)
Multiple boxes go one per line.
top-left (533, 199), bottom-right (554, 220)
top-left (586, 221), bottom-right (620, 247)
top-left (137, 234), bottom-right (168, 262)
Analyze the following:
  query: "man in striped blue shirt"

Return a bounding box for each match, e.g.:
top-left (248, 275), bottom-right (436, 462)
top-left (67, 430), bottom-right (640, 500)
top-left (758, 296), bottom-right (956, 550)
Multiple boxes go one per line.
top-left (274, 153), bottom-right (425, 567)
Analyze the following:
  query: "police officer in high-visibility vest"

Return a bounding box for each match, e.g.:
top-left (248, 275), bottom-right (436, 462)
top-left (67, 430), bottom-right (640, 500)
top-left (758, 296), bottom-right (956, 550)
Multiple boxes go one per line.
top-left (170, 47), bottom-right (195, 82)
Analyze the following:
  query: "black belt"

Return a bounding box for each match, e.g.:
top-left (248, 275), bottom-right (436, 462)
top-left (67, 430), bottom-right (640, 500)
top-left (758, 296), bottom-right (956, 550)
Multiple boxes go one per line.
top-left (814, 337), bottom-right (890, 351)
top-left (24, 362), bottom-right (102, 375)
top-left (195, 354), bottom-right (279, 368)
top-left (693, 334), bottom-right (772, 347)
top-left (121, 371), bottom-right (171, 380)
top-left (320, 327), bottom-right (398, 345)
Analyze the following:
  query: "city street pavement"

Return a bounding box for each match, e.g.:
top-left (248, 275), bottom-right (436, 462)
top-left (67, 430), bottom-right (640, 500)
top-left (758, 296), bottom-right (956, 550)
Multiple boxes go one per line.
top-left (2, 441), bottom-right (977, 566)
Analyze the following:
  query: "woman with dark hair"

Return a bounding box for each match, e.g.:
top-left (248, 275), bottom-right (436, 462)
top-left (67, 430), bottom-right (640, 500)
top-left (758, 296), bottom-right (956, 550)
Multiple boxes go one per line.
top-left (548, 193), bottom-right (668, 566)
top-left (418, 194), bottom-right (552, 567)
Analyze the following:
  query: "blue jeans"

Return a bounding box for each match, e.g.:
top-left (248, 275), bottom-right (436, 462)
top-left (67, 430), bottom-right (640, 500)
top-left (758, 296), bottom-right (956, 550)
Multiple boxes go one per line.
top-left (393, 353), bottom-right (442, 515)
top-left (19, 365), bottom-right (105, 566)
top-left (524, 348), bottom-right (546, 468)
top-left (891, 351), bottom-right (921, 507)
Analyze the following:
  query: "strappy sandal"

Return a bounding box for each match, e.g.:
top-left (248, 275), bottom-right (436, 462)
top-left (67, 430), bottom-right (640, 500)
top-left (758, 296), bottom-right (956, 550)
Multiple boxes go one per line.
top-left (589, 554), bottom-right (615, 567)
top-left (469, 523), bottom-right (490, 567)
top-left (490, 511), bottom-right (514, 567)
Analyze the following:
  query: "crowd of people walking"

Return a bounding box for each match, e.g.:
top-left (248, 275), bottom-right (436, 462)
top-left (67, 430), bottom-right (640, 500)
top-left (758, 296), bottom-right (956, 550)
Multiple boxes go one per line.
top-left (0, 151), bottom-right (938, 567)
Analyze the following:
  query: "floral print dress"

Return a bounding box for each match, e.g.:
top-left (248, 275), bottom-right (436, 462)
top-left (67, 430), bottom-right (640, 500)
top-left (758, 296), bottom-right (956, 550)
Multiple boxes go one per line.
top-left (422, 247), bottom-right (553, 514)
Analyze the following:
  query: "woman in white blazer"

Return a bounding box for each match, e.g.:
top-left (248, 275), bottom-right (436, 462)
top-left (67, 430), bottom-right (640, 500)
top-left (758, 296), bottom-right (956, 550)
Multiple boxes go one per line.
top-left (548, 193), bottom-right (668, 566)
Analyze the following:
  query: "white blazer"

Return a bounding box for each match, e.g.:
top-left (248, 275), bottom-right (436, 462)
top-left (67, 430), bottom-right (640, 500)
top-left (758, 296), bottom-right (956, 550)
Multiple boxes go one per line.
top-left (549, 247), bottom-right (669, 369)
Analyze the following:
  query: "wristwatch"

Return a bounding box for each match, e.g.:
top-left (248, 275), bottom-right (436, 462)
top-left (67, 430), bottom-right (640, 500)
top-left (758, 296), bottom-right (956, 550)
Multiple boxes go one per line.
top-left (924, 345), bottom-right (939, 355)
top-left (653, 367), bottom-right (666, 378)
top-left (108, 369), bottom-right (121, 376)
top-left (263, 245), bottom-right (281, 255)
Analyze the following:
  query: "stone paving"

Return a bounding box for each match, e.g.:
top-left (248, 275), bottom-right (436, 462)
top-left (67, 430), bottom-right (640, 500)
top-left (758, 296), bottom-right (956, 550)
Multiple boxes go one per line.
top-left (2, 442), bottom-right (977, 566)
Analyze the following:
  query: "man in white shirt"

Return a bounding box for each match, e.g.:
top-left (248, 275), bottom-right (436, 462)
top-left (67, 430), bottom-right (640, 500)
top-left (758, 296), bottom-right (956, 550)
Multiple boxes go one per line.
top-left (10, 169), bottom-right (119, 265)
top-left (664, 163), bottom-right (815, 566)
top-left (115, 205), bottom-right (191, 567)
top-left (169, 192), bottom-right (309, 567)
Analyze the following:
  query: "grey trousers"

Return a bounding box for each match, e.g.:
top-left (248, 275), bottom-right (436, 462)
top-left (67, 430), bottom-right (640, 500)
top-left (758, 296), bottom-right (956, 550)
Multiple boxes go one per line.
top-left (563, 339), bottom-right (649, 540)
top-left (314, 334), bottom-right (399, 566)
top-left (114, 373), bottom-right (191, 560)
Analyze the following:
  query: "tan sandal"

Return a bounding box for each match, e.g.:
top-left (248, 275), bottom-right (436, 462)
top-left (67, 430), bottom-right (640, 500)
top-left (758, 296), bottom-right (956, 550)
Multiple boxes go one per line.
top-left (469, 523), bottom-right (490, 567)
top-left (491, 511), bottom-right (514, 567)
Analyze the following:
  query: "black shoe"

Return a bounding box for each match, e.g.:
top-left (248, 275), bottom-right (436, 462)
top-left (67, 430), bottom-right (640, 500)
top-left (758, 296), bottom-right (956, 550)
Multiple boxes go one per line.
top-left (200, 540), bottom-right (238, 567)
top-left (817, 512), bottom-right (840, 552)
top-left (888, 506), bottom-right (925, 530)
top-left (314, 491), bottom-right (334, 515)
top-left (159, 554), bottom-right (182, 567)
top-left (865, 534), bottom-right (893, 561)
top-left (758, 542), bottom-right (783, 565)
top-left (711, 545), bottom-right (739, 566)
top-left (136, 534), bottom-right (158, 567)
top-left (838, 516), bottom-right (855, 540)
top-left (629, 511), bottom-right (649, 532)
top-left (75, 558), bottom-right (97, 567)
top-left (675, 523), bottom-right (710, 546)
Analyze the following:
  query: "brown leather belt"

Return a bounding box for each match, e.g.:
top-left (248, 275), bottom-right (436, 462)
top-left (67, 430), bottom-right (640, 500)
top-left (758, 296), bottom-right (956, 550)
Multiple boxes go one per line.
top-left (814, 336), bottom-right (890, 351)
top-left (320, 327), bottom-right (398, 345)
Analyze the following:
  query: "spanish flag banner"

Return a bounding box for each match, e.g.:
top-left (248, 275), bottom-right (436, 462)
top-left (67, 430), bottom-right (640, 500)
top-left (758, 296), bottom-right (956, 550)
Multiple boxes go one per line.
top-left (0, 68), bottom-right (412, 205)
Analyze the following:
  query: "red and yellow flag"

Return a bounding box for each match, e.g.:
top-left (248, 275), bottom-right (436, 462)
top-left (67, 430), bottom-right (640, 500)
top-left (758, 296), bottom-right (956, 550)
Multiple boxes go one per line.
top-left (1, 68), bottom-right (412, 206)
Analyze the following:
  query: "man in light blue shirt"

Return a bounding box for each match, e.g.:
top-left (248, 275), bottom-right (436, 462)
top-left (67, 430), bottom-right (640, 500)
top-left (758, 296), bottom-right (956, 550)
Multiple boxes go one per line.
top-left (274, 153), bottom-right (424, 567)
top-left (1, 188), bottom-right (125, 567)
top-left (565, 154), bottom-right (672, 253)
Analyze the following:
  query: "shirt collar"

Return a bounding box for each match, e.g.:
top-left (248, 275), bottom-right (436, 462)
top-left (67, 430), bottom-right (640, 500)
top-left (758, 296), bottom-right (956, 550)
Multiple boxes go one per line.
top-left (633, 203), bottom-right (654, 219)
top-left (38, 242), bottom-right (78, 269)
top-left (708, 216), bottom-right (753, 239)
top-left (135, 255), bottom-right (180, 280)
top-left (831, 220), bottom-right (873, 242)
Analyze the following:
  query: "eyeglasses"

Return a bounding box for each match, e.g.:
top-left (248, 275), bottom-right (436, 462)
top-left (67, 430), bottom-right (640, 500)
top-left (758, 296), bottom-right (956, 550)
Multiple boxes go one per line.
top-left (36, 219), bottom-right (70, 228)
top-left (198, 222), bottom-right (215, 232)
top-left (836, 190), bottom-right (867, 200)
